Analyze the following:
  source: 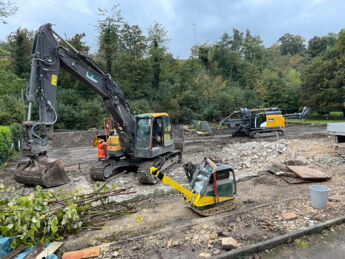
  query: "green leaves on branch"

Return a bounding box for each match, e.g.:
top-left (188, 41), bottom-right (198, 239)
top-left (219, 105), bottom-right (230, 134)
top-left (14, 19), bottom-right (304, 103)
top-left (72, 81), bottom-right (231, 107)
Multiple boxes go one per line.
top-left (0, 185), bottom-right (135, 248)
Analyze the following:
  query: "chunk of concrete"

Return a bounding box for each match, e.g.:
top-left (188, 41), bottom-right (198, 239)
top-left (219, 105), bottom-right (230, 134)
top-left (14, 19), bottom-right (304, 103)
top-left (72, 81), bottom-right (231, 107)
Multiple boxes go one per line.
top-left (221, 237), bottom-right (239, 250)
top-left (199, 252), bottom-right (211, 259)
top-left (281, 212), bottom-right (297, 221)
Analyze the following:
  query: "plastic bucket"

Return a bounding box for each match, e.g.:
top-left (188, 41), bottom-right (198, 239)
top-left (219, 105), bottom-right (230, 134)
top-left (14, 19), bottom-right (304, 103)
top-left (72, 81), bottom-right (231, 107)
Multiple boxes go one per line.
top-left (309, 185), bottom-right (330, 209)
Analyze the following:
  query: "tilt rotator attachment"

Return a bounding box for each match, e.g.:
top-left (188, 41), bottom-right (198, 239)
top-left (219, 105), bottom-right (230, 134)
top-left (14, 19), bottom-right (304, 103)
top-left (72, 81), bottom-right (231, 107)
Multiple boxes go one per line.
top-left (150, 157), bottom-right (237, 216)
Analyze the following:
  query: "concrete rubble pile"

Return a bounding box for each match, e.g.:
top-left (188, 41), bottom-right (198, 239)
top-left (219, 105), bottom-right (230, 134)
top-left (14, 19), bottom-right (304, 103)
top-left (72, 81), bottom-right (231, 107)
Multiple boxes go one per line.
top-left (187, 139), bottom-right (344, 176)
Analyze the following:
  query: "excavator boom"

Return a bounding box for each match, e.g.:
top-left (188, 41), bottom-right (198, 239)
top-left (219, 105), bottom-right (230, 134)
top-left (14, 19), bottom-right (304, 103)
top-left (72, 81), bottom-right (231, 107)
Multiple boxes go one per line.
top-left (15, 23), bottom-right (137, 187)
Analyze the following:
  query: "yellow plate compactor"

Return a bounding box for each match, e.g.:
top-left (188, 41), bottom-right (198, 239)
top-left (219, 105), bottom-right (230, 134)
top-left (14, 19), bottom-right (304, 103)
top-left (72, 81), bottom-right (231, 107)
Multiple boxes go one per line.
top-left (150, 157), bottom-right (237, 216)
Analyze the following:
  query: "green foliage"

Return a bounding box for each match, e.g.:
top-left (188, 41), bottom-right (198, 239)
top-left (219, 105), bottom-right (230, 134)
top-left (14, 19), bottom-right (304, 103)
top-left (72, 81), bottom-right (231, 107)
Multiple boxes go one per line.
top-left (0, 126), bottom-right (13, 165)
top-left (0, 185), bottom-right (133, 248)
top-left (97, 4), bottom-right (124, 74)
top-left (0, 95), bottom-right (26, 125)
top-left (295, 238), bottom-right (309, 248)
top-left (55, 93), bottom-right (107, 130)
top-left (58, 33), bottom-right (94, 99)
top-left (148, 22), bottom-right (169, 96)
top-left (7, 28), bottom-right (33, 79)
top-left (129, 98), bottom-right (152, 114)
top-left (278, 33), bottom-right (306, 55)
top-left (0, 186), bottom-right (81, 247)
top-left (0, 59), bottom-right (26, 96)
top-left (301, 30), bottom-right (345, 114)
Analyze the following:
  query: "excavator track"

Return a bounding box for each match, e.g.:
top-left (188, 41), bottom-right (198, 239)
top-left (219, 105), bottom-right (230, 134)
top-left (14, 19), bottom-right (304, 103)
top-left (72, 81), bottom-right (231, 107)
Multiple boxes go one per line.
top-left (90, 161), bottom-right (110, 181)
top-left (191, 201), bottom-right (237, 216)
top-left (249, 129), bottom-right (284, 138)
top-left (137, 150), bottom-right (182, 184)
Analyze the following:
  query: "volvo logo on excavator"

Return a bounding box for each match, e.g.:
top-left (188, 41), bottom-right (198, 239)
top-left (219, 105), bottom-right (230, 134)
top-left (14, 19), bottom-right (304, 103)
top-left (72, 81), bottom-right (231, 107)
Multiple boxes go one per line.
top-left (86, 71), bottom-right (100, 83)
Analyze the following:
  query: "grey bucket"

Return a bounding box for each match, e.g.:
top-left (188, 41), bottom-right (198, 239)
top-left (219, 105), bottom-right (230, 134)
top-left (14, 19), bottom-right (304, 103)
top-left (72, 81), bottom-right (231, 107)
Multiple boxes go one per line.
top-left (309, 185), bottom-right (330, 209)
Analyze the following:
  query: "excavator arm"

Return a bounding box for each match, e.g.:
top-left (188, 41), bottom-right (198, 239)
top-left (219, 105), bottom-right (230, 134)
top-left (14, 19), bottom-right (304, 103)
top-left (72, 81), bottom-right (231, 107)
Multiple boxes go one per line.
top-left (16, 23), bottom-right (137, 187)
top-left (25, 23), bottom-right (136, 156)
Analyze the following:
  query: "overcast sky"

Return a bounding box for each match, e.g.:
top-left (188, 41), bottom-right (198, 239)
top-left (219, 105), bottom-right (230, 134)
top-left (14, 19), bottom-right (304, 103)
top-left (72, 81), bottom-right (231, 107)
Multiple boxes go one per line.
top-left (1, 0), bottom-right (345, 58)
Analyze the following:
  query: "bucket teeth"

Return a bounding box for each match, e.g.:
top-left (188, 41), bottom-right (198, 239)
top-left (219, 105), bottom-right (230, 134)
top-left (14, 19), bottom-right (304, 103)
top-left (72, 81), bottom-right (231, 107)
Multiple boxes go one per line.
top-left (14, 157), bottom-right (70, 187)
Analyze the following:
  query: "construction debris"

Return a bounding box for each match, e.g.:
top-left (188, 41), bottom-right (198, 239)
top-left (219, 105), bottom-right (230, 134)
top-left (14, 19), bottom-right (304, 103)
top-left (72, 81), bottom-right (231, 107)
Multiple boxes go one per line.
top-left (286, 165), bottom-right (331, 180)
top-left (62, 247), bottom-right (100, 259)
top-left (221, 237), bottom-right (240, 250)
top-left (280, 212), bottom-right (298, 221)
top-left (36, 242), bottom-right (64, 259)
top-left (192, 120), bottom-right (213, 135)
top-left (199, 252), bottom-right (211, 258)
top-left (267, 161), bottom-right (331, 184)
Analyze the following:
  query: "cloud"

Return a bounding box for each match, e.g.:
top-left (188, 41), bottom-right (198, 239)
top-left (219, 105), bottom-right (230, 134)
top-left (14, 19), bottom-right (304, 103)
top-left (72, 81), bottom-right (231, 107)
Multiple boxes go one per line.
top-left (0, 0), bottom-right (344, 58)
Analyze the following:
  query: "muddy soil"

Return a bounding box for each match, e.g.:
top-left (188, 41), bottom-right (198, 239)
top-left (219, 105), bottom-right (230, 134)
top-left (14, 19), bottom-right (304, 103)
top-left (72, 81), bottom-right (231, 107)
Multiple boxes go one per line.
top-left (2, 124), bottom-right (344, 258)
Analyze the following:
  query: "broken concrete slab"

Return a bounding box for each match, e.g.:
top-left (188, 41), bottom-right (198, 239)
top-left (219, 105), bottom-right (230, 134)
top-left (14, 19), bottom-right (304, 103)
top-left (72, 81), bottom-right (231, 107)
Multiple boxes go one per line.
top-left (221, 237), bottom-right (240, 250)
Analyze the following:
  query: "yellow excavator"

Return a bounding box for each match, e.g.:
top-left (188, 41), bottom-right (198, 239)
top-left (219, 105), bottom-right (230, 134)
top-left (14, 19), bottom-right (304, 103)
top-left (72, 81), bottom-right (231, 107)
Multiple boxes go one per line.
top-left (149, 158), bottom-right (237, 216)
top-left (14, 23), bottom-right (182, 187)
top-left (220, 107), bottom-right (310, 138)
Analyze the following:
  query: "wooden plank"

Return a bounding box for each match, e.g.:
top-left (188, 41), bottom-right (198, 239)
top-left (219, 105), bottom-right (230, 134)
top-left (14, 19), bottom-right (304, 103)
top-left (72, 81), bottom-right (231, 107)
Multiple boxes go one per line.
top-left (286, 166), bottom-right (331, 180)
top-left (1, 245), bottom-right (26, 259)
top-left (62, 247), bottom-right (100, 259)
top-left (35, 242), bottom-right (63, 259)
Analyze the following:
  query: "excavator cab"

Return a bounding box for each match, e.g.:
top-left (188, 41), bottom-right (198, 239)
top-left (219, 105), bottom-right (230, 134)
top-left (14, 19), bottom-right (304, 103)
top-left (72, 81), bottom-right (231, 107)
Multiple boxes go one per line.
top-left (134, 113), bottom-right (174, 157)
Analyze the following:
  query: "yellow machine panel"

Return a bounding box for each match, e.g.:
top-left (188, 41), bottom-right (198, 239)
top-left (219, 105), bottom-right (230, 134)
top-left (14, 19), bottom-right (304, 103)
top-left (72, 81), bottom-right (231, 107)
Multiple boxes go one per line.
top-left (266, 114), bottom-right (285, 128)
top-left (107, 135), bottom-right (122, 152)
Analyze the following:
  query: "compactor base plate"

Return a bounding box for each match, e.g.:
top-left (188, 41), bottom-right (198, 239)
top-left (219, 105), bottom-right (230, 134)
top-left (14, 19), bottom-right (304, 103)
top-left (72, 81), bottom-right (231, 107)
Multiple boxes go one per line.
top-left (191, 201), bottom-right (237, 216)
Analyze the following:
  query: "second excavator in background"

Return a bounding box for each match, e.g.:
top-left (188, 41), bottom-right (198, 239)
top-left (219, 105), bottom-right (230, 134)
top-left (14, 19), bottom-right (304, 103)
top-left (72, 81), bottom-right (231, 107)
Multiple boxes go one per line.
top-left (220, 107), bottom-right (310, 138)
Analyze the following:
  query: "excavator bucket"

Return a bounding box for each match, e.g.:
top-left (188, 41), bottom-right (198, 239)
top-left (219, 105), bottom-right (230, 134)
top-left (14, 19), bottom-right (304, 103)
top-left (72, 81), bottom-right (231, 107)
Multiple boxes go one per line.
top-left (14, 157), bottom-right (70, 187)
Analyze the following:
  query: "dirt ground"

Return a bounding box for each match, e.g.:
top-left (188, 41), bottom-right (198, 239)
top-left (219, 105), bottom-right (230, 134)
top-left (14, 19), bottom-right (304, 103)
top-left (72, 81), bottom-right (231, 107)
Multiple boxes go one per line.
top-left (1, 124), bottom-right (345, 258)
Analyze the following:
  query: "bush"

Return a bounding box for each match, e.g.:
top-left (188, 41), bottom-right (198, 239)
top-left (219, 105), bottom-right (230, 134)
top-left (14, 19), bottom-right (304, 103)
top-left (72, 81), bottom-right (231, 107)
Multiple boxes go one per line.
top-left (0, 126), bottom-right (13, 165)
top-left (0, 95), bottom-right (26, 125)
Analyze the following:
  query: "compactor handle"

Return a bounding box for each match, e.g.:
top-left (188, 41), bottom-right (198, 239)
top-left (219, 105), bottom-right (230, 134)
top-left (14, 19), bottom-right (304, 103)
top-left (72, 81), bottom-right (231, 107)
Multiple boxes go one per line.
top-left (205, 157), bottom-right (217, 171)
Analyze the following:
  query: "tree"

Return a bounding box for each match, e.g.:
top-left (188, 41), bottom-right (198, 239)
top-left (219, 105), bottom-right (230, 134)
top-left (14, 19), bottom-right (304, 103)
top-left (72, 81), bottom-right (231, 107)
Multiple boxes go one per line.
top-left (120, 24), bottom-right (146, 59)
top-left (8, 28), bottom-right (33, 79)
top-left (308, 36), bottom-right (329, 57)
top-left (278, 33), bottom-right (306, 55)
top-left (58, 33), bottom-right (94, 99)
top-left (301, 30), bottom-right (345, 115)
top-left (242, 30), bottom-right (265, 63)
top-left (0, 0), bottom-right (17, 24)
top-left (210, 32), bottom-right (241, 80)
top-left (0, 57), bottom-right (26, 125)
top-left (97, 4), bottom-right (123, 74)
top-left (147, 22), bottom-right (168, 100)
top-left (191, 44), bottom-right (210, 68)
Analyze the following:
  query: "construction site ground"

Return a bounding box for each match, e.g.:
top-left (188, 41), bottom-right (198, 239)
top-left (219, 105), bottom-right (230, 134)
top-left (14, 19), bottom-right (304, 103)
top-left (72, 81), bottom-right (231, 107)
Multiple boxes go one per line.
top-left (1, 124), bottom-right (345, 258)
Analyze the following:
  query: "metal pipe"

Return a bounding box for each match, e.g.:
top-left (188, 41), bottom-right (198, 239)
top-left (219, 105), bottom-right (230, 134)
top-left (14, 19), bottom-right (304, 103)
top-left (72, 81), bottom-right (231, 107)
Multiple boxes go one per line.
top-left (27, 102), bottom-right (32, 121)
